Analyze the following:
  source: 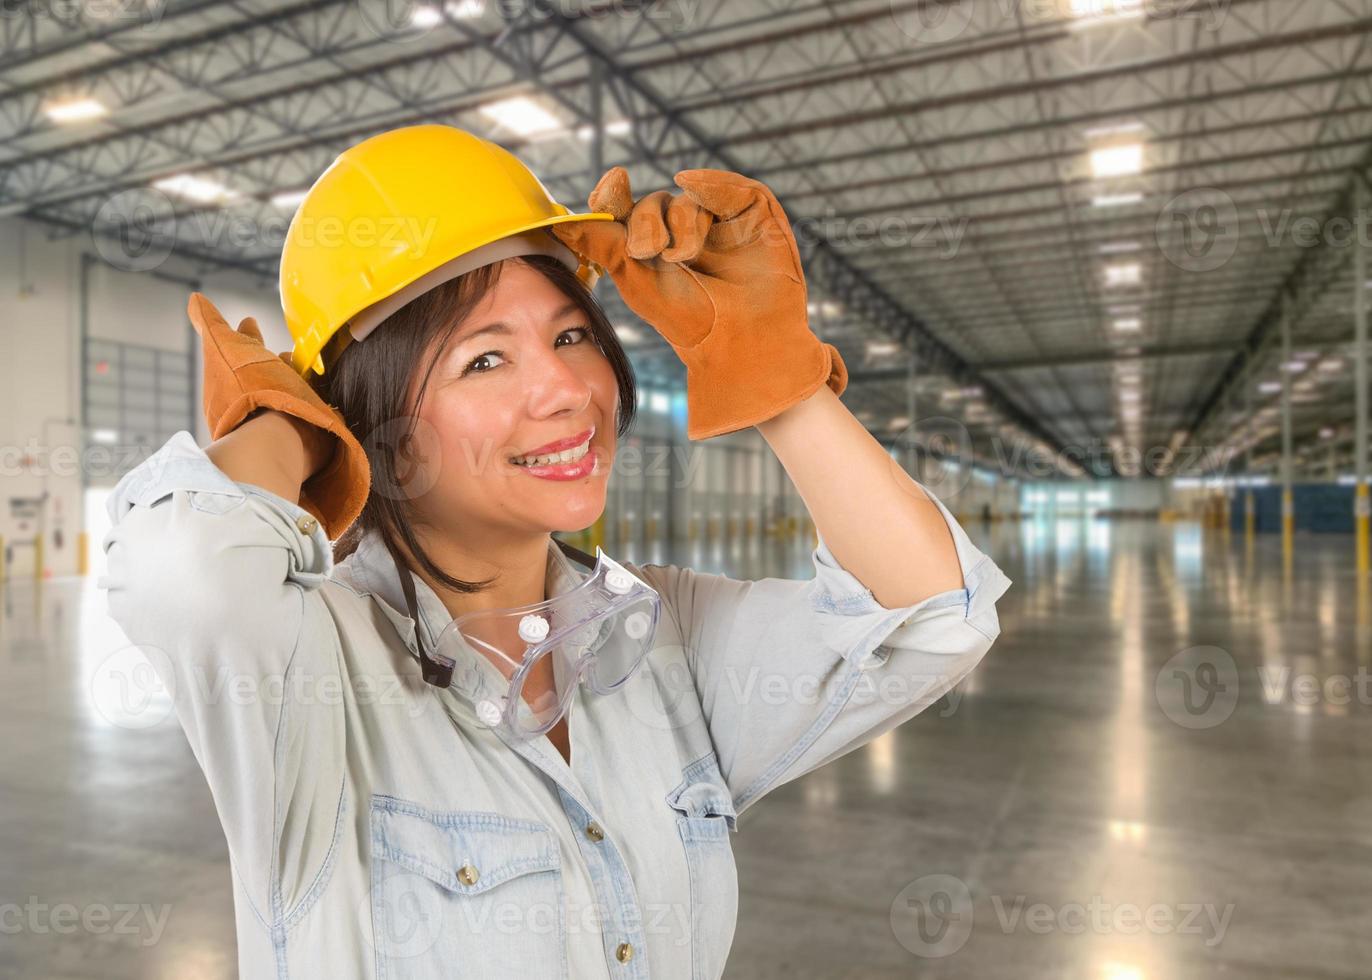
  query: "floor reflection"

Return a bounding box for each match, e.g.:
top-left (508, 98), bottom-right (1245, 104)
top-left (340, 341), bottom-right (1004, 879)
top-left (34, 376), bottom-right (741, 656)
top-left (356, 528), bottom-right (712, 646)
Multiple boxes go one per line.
top-left (1, 519), bottom-right (1369, 978)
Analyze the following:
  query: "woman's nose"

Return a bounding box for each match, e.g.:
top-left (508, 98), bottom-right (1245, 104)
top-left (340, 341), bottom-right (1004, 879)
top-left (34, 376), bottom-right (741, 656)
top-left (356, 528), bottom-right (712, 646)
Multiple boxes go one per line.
top-left (525, 342), bottom-right (593, 418)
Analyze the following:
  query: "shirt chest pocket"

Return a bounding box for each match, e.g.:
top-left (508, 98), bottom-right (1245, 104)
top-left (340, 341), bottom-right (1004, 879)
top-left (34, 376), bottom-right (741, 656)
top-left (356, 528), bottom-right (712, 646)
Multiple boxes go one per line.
top-left (665, 754), bottom-right (740, 980)
top-left (369, 796), bottom-right (568, 980)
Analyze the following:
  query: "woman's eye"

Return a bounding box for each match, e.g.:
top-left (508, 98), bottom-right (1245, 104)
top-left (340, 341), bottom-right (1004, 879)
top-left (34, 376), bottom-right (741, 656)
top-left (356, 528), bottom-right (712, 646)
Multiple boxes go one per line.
top-left (460, 328), bottom-right (589, 377)
top-left (460, 350), bottom-right (505, 376)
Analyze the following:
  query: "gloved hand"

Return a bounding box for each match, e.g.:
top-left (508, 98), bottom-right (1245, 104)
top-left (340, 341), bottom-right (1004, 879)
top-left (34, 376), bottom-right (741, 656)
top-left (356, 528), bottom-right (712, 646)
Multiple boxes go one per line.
top-left (188, 292), bottom-right (371, 540)
top-left (549, 167), bottom-right (847, 441)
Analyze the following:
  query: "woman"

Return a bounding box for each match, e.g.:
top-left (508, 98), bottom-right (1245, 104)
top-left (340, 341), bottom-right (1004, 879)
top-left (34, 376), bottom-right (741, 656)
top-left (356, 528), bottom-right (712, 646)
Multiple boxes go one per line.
top-left (102, 124), bottom-right (1010, 980)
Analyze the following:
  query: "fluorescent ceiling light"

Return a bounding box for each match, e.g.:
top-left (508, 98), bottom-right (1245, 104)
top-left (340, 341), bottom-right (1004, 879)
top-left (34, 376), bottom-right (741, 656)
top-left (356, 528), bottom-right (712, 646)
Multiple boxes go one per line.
top-left (45, 96), bottom-right (108, 124)
top-left (479, 95), bottom-right (564, 137)
top-left (1113, 317), bottom-right (1142, 332)
top-left (1093, 192), bottom-right (1144, 208)
top-left (577, 119), bottom-right (632, 140)
top-left (1083, 121), bottom-right (1146, 140)
top-left (1119, 390), bottom-right (1141, 404)
top-left (1069, 0), bottom-right (1145, 29)
top-left (1098, 241), bottom-right (1141, 255)
top-left (1281, 360), bottom-right (1308, 373)
top-left (153, 173), bottom-right (239, 204)
top-left (866, 340), bottom-right (903, 358)
top-left (1090, 143), bottom-right (1144, 179)
top-left (1104, 263), bottom-right (1142, 287)
top-left (90, 428), bottom-right (119, 444)
top-left (1108, 304), bottom-right (1141, 316)
top-left (1258, 381), bottom-right (1282, 394)
top-left (1321, 427), bottom-right (1335, 439)
top-left (271, 189), bottom-right (309, 208)
top-left (410, 4), bottom-right (441, 27)
top-left (1317, 358), bottom-right (1344, 372)
top-left (613, 324), bottom-right (641, 345)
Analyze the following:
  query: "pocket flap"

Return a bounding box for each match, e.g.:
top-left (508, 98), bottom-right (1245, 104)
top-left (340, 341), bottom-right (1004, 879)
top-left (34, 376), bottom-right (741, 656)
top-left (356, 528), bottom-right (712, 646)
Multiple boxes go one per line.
top-left (371, 796), bottom-right (560, 896)
top-left (666, 754), bottom-right (738, 831)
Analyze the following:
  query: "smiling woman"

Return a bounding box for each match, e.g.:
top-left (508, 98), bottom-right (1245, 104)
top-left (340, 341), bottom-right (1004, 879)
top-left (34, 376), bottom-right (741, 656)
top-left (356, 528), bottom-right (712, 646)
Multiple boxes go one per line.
top-left (99, 122), bottom-right (1008, 980)
top-left (322, 253), bottom-right (638, 599)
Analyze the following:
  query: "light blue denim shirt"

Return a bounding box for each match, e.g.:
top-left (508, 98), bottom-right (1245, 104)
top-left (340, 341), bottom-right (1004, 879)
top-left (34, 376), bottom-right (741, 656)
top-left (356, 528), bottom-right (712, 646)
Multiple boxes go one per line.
top-left (100, 429), bottom-right (1011, 980)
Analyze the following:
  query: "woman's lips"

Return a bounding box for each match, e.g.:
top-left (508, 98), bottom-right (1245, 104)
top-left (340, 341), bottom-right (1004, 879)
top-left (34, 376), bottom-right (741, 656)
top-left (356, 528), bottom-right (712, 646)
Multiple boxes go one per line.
top-left (512, 444), bottom-right (601, 481)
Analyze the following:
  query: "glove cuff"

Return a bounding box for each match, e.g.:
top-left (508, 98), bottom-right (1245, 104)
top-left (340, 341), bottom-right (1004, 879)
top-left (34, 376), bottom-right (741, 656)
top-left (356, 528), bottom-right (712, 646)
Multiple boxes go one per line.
top-left (683, 339), bottom-right (846, 441)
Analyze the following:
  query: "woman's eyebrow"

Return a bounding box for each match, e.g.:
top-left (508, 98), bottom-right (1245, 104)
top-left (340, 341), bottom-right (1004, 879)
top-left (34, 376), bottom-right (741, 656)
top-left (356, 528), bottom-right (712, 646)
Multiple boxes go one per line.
top-left (456, 303), bottom-right (582, 344)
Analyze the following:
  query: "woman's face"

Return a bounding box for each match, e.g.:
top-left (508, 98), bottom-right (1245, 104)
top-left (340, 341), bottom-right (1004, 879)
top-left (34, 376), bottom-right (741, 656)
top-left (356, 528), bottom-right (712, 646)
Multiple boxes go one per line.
top-left (405, 259), bottom-right (619, 539)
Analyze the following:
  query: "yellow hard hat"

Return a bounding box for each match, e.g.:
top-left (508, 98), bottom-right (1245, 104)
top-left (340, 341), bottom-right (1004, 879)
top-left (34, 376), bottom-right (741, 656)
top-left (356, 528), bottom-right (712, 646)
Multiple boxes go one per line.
top-left (279, 124), bottom-right (614, 378)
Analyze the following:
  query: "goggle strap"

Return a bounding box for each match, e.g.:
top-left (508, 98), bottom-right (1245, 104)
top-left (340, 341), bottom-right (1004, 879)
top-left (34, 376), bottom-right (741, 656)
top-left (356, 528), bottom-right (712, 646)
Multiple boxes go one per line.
top-left (383, 533), bottom-right (454, 689)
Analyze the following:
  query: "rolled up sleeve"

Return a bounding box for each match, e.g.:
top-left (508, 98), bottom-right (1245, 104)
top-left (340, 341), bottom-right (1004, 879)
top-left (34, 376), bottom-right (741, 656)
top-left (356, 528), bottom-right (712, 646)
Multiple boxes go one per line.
top-left (100, 430), bottom-right (346, 924)
top-left (639, 486), bottom-right (1011, 819)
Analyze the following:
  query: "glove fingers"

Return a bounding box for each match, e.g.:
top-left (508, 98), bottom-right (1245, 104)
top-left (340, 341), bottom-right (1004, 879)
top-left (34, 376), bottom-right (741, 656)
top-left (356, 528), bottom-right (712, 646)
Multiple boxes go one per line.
top-left (626, 189), bottom-right (675, 260)
top-left (662, 193), bottom-right (713, 263)
top-left (673, 169), bottom-right (763, 221)
top-left (587, 166), bottom-right (634, 220)
top-left (187, 291), bottom-right (233, 339)
top-left (551, 220), bottom-right (629, 275)
top-left (236, 316), bottom-right (263, 344)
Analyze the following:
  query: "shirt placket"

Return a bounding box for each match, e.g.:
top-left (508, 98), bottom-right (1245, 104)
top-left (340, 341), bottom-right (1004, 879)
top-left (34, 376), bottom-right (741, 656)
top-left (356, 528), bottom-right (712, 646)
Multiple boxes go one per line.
top-left (460, 667), bottom-right (652, 979)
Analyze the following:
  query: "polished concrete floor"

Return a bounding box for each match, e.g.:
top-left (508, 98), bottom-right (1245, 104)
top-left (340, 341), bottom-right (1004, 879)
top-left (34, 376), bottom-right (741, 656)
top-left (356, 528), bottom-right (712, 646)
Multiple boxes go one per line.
top-left (3, 520), bottom-right (1370, 979)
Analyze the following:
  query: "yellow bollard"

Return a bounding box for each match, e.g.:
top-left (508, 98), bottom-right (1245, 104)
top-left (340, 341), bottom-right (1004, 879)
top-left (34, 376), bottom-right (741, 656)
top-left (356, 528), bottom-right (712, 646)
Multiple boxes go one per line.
top-left (1281, 489), bottom-right (1294, 560)
top-left (1357, 484), bottom-right (1370, 575)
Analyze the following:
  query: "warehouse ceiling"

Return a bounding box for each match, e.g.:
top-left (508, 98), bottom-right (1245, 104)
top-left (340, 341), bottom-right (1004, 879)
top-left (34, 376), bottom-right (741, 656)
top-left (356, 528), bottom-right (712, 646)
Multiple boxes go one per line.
top-left (5, 0), bottom-right (1372, 480)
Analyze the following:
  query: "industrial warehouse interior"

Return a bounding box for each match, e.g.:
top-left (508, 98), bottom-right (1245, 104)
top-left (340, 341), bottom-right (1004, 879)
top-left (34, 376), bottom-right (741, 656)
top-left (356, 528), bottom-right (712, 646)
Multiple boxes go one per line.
top-left (2, 1), bottom-right (1371, 978)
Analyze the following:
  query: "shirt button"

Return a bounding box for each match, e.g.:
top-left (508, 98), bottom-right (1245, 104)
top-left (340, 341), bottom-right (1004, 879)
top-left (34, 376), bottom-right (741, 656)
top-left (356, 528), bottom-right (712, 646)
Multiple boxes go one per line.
top-left (584, 821), bottom-right (605, 842)
top-left (615, 941), bottom-right (633, 963)
top-left (295, 514), bottom-right (318, 536)
top-left (457, 864), bottom-right (479, 886)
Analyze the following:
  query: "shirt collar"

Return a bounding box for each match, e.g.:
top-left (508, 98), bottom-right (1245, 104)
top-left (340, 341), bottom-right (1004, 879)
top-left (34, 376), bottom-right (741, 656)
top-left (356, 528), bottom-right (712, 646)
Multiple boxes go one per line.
top-left (336, 526), bottom-right (588, 675)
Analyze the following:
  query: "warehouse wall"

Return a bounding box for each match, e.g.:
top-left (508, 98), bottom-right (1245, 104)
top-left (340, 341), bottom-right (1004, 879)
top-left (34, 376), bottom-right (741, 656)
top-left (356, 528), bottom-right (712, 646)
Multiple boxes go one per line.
top-left (0, 215), bottom-right (279, 578)
top-left (2, 214), bottom-right (1017, 579)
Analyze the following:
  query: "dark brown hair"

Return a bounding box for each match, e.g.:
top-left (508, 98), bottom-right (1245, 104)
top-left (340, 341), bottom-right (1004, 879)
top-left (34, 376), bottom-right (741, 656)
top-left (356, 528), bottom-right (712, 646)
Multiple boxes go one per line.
top-left (320, 253), bottom-right (637, 593)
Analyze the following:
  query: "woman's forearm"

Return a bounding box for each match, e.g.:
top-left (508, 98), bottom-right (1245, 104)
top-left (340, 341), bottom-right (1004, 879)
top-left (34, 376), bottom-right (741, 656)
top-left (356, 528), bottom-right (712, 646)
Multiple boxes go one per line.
top-left (205, 410), bottom-right (336, 505)
top-left (755, 385), bottom-right (963, 609)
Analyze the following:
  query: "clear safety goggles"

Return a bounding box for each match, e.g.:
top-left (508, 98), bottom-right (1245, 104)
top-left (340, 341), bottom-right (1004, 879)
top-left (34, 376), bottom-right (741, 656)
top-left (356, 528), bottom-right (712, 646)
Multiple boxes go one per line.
top-left (398, 543), bottom-right (661, 739)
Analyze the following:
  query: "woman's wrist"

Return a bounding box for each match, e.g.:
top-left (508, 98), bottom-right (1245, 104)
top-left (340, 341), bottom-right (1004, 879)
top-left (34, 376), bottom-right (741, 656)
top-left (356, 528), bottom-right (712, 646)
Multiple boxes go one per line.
top-left (244, 410), bottom-right (336, 485)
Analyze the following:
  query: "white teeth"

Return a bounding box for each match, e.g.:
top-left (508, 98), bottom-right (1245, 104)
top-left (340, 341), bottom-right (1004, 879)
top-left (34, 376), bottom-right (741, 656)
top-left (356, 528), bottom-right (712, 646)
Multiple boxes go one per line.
top-left (512, 438), bottom-right (590, 467)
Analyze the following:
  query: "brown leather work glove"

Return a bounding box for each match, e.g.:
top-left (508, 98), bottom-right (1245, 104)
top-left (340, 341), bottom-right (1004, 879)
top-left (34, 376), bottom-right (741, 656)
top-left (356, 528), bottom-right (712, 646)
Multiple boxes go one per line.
top-left (549, 167), bottom-right (847, 441)
top-left (188, 292), bottom-right (370, 540)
